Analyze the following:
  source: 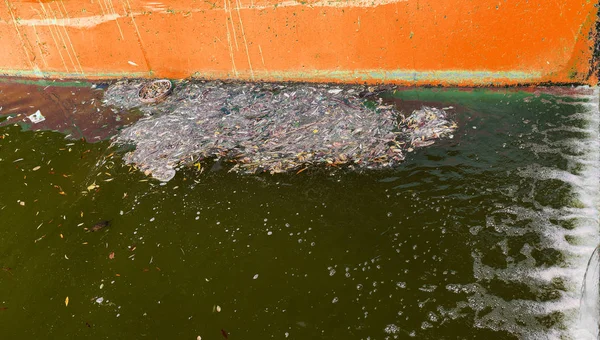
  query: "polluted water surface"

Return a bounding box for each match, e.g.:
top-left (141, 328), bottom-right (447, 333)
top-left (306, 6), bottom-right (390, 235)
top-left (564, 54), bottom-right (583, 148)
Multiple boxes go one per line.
top-left (105, 80), bottom-right (456, 181)
top-left (0, 78), bottom-right (598, 339)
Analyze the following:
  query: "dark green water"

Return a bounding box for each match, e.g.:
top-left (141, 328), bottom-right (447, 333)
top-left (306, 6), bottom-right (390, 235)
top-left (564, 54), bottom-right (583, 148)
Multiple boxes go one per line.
top-left (0, 86), bottom-right (598, 339)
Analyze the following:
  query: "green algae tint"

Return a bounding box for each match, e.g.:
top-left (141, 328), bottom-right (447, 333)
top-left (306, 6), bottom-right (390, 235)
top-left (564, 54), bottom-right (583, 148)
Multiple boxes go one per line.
top-left (0, 86), bottom-right (598, 339)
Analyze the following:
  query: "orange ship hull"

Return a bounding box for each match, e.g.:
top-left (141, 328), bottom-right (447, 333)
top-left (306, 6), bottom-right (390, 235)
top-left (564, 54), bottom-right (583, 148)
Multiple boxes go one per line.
top-left (0, 0), bottom-right (598, 85)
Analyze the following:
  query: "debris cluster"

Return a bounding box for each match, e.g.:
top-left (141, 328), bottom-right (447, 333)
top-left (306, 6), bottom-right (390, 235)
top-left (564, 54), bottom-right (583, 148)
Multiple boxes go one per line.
top-left (138, 80), bottom-right (172, 104)
top-left (399, 106), bottom-right (456, 149)
top-left (105, 80), bottom-right (456, 181)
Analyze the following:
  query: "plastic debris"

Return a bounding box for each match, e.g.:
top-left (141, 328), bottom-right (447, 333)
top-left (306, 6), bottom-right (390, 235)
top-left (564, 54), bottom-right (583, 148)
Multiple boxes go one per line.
top-left (138, 80), bottom-right (173, 104)
top-left (27, 110), bottom-right (45, 124)
top-left (397, 106), bottom-right (457, 148)
top-left (105, 80), bottom-right (457, 181)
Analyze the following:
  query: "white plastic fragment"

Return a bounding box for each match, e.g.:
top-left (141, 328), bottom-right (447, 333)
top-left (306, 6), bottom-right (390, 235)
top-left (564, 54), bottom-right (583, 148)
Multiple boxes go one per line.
top-left (27, 110), bottom-right (45, 124)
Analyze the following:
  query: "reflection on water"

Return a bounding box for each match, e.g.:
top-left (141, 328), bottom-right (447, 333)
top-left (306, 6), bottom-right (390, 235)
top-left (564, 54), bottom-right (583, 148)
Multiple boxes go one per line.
top-left (0, 80), bottom-right (598, 339)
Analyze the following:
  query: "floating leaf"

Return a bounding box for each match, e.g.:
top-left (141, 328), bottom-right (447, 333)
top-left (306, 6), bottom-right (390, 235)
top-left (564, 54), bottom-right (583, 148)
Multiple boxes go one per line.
top-left (65, 297), bottom-right (69, 306)
top-left (32, 166), bottom-right (41, 171)
top-left (109, 252), bottom-right (115, 259)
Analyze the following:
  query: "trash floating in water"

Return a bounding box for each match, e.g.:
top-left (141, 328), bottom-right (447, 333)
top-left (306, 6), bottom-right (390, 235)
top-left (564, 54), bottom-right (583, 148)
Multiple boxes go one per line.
top-left (105, 80), bottom-right (457, 181)
top-left (397, 106), bottom-right (457, 148)
top-left (87, 220), bottom-right (110, 232)
top-left (27, 110), bottom-right (45, 124)
top-left (138, 79), bottom-right (172, 104)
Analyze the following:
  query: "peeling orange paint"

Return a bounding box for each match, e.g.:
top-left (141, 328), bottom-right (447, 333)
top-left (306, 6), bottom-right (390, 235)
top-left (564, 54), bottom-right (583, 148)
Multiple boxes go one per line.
top-left (0, 0), bottom-right (597, 85)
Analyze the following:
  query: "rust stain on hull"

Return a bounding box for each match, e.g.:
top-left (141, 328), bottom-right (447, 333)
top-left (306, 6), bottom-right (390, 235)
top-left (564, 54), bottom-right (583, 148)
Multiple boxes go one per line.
top-left (0, 0), bottom-right (597, 85)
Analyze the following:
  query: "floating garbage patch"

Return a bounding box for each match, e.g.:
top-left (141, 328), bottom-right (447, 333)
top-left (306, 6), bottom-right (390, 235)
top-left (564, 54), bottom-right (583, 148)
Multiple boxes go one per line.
top-left (105, 80), bottom-right (457, 181)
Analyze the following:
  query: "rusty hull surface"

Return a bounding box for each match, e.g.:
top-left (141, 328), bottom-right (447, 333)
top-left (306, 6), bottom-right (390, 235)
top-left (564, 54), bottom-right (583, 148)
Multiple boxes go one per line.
top-left (0, 0), bottom-right (598, 86)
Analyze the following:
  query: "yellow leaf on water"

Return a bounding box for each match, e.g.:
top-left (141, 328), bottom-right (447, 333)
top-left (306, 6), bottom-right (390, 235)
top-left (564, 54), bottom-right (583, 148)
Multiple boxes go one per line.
top-left (60, 234), bottom-right (64, 239)
top-left (65, 297), bottom-right (69, 306)
top-left (32, 166), bottom-right (41, 171)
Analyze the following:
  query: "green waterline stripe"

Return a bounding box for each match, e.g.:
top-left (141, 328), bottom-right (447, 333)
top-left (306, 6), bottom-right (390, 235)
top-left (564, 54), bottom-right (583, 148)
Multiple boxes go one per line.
top-left (195, 69), bottom-right (544, 83)
top-left (0, 69), bottom-right (151, 85)
top-left (1, 68), bottom-right (543, 84)
top-left (0, 78), bottom-right (93, 88)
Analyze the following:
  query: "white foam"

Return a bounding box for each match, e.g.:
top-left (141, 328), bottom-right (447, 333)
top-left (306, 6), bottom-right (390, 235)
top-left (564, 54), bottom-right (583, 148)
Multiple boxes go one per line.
top-left (576, 246), bottom-right (600, 340)
top-left (455, 87), bottom-right (600, 339)
top-left (549, 87), bottom-right (600, 339)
